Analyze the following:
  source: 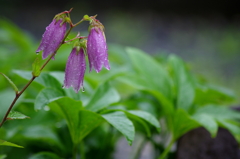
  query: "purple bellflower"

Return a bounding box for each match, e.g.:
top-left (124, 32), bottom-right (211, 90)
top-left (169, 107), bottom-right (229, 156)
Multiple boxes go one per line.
top-left (63, 46), bottom-right (86, 93)
top-left (87, 26), bottom-right (110, 73)
top-left (36, 18), bottom-right (67, 59)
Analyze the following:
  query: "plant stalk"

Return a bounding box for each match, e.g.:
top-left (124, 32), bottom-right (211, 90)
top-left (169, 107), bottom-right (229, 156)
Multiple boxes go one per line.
top-left (0, 21), bottom-right (77, 128)
top-left (80, 141), bottom-right (85, 159)
top-left (158, 139), bottom-right (175, 159)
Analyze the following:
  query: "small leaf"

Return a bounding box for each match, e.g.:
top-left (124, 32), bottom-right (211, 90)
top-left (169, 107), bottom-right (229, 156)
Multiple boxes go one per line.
top-left (102, 111), bottom-right (135, 145)
top-left (0, 139), bottom-right (23, 148)
top-left (34, 88), bottom-right (64, 110)
top-left (85, 82), bottom-right (120, 112)
top-left (0, 72), bottom-right (18, 93)
top-left (32, 56), bottom-right (41, 77)
top-left (128, 110), bottom-right (160, 132)
top-left (29, 152), bottom-right (60, 159)
top-left (7, 111), bottom-right (30, 120)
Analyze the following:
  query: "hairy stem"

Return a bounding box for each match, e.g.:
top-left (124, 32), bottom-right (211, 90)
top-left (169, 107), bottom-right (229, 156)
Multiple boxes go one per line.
top-left (0, 76), bottom-right (36, 128)
top-left (0, 24), bottom-right (76, 128)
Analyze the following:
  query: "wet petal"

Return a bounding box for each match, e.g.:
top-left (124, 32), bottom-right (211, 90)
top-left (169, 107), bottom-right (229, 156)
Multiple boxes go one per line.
top-left (87, 27), bottom-right (110, 73)
top-left (64, 48), bottom-right (86, 93)
top-left (36, 19), bottom-right (67, 59)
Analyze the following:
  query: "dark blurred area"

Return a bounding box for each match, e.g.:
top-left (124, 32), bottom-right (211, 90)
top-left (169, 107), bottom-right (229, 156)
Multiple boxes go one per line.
top-left (0, 0), bottom-right (240, 103)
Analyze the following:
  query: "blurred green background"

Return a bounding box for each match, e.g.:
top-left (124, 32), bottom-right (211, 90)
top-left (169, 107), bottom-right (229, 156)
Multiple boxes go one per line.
top-left (0, 0), bottom-right (240, 103)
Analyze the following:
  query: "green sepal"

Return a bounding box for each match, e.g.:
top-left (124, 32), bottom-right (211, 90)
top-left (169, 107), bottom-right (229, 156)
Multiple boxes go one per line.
top-left (32, 56), bottom-right (41, 77)
top-left (0, 72), bottom-right (19, 93)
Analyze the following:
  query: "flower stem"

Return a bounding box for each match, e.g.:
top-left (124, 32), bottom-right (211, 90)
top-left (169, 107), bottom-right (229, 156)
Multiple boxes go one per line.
top-left (0, 76), bottom-right (36, 128)
top-left (73, 19), bottom-right (86, 27)
top-left (158, 139), bottom-right (175, 159)
top-left (0, 26), bottom-right (73, 128)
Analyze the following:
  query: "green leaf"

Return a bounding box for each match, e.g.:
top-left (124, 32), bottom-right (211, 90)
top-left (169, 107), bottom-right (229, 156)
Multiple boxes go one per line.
top-left (194, 105), bottom-right (240, 120)
top-left (147, 90), bottom-right (174, 115)
top-left (29, 152), bottom-right (60, 159)
top-left (48, 72), bottom-right (65, 84)
top-left (0, 72), bottom-right (18, 93)
top-left (127, 110), bottom-right (160, 132)
top-left (85, 82), bottom-right (120, 112)
top-left (0, 139), bottom-right (23, 148)
top-left (168, 55), bottom-right (195, 111)
top-left (192, 113), bottom-right (218, 137)
top-left (126, 113), bottom-right (151, 137)
top-left (21, 125), bottom-right (63, 149)
top-left (118, 75), bottom-right (174, 115)
top-left (13, 70), bottom-right (62, 90)
top-left (126, 47), bottom-right (173, 99)
top-left (7, 111), bottom-right (30, 120)
top-left (172, 109), bottom-right (199, 140)
top-left (34, 88), bottom-right (64, 110)
top-left (49, 97), bottom-right (104, 144)
top-left (32, 56), bottom-right (41, 77)
top-left (0, 89), bottom-right (18, 119)
top-left (48, 97), bottom-right (83, 143)
top-left (102, 111), bottom-right (135, 145)
top-left (217, 118), bottom-right (240, 142)
top-left (13, 70), bottom-right (32, 80)
top-left (193, 105), bottom-right (240, 138)
top-left (77, 110), bottom-right (104, 142)
top-left (195, 84), bottom-right (236, 105)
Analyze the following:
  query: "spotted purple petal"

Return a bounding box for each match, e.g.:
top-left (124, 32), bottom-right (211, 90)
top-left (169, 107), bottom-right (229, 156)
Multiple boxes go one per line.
top-left (63, 47), bottom-right (86, 93)
top-left (36, 19), bottom-right (67, 59)
top-left (87, 27), bottom-right (110, 73)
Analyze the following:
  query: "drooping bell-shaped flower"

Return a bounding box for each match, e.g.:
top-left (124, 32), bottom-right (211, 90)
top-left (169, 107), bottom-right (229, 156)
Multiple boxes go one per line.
top-left (87, 25), bottom-right (110, 73)
top-left (63, 46), bottom-right (86, 93)
top-left (36, 18), bottom-right (67, 59)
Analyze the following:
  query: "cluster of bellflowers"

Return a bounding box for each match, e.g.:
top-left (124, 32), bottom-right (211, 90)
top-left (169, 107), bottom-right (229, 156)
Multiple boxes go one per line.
top-left (36, 10), bottom-right (110, 93)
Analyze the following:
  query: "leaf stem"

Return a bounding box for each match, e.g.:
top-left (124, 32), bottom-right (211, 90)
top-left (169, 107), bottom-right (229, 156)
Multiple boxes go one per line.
top-left (80, 141), bottom-right (85, 159)
top-left (158, 139), bottom-right (175, 159)
top-left (72, 143), bottom-right (78, 159)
